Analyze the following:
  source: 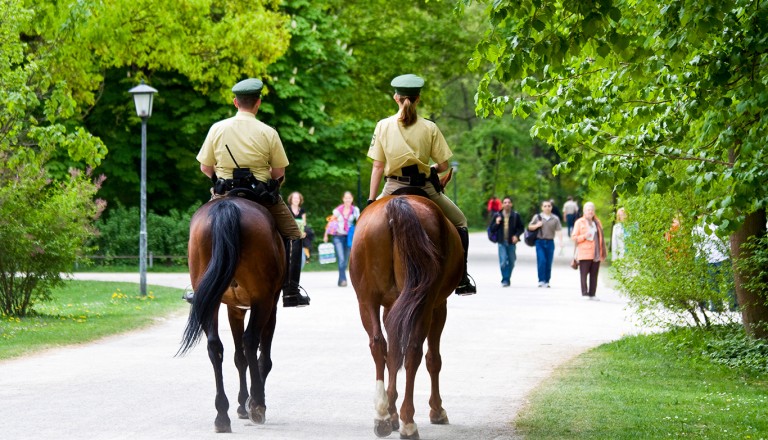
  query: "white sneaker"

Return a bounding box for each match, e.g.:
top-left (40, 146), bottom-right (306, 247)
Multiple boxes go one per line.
top-left (545, 283), bottom-right (551, 288)
top-left (538, 282), bottom-right (545, 288)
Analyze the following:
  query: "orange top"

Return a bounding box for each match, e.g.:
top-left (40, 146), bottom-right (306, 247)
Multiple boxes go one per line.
top-left (572, 217), bottom-right (607, 262)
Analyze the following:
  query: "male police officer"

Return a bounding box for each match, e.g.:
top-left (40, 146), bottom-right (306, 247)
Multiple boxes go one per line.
top-left (196, 78), bottom-right (310, 307)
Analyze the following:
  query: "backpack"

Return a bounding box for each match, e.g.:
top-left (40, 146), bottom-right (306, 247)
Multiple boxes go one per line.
top-left (487, 217), bottom-right (499, 243)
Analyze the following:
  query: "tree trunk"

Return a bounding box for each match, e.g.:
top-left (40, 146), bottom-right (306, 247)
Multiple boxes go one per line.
top-left (731, 208), bottom-right (768, 339)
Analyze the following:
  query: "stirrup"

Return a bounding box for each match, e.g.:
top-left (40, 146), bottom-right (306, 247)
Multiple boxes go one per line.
top-left (283, 285), bottom-right (310, 308)
top-left (455, 274), bottom-right (477, 296)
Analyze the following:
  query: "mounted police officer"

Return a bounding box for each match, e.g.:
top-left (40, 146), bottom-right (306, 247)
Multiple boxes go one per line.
top-left (367, 74), bottom-right (476, 295)
top-left (196, 78), bottom-right (310, 307)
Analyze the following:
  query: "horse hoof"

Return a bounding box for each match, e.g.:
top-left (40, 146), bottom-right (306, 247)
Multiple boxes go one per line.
top-left (214, 416), bottom-right (232, 433)
top-left (373, 419), bottom-right (393, 437)
top-left (399, 422), bottom-right (419, 439)
top-left (389, 413), bottom-right (400, 431)
top-left (237, 405), bottom-right (248, 419)
top-left (399, 430), bottom-right (419, 440)
top-left (430, 408), bottom-right (449, 425)
top-left (249, 405), bottom-right (266, 425)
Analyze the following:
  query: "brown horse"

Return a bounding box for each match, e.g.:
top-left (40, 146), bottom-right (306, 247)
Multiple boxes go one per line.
top-left (349, 195), bottom-right (464, 439)
top-left (178, 196), bottom-right (284, 433)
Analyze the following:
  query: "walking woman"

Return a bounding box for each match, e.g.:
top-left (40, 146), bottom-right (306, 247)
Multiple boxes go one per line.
top-left (367, 74), bottom-right (475, 295)
top-left (287, 191), bottom-right (308, 267)
top-left (572, 202), bottom-right (607, 299)
top-left (323, 191), bottom-right (360, 287)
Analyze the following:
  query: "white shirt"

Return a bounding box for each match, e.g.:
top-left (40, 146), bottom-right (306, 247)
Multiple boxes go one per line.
top-left (693, 224), bottom-right (729, 264)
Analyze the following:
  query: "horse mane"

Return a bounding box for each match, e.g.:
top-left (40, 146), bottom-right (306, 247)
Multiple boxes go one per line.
top-left (178, 199), bottom-right (242, 356)
top-left (383, 197), bottom-right (441, 370)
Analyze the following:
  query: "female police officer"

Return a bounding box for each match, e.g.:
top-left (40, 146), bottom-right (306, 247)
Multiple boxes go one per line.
top-left (366, 74), bottom-right (476, 295)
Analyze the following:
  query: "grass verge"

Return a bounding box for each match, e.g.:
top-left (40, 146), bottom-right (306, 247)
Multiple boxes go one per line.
top-left (0, 280), bottom-right (187, 361)
top-left (515, 326), bottom-right (768, 439)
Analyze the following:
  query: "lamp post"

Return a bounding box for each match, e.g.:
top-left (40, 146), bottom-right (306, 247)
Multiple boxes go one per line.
top-left (128, 80), bottom-right (157, 296)
top-left (450, 161), bottom-right (459, 206)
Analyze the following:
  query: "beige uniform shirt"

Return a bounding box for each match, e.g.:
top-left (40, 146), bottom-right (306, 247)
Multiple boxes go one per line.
top-left (367, 115), bottom-right (453, 176)
top-left (197, 111), bottom-right (289, 182)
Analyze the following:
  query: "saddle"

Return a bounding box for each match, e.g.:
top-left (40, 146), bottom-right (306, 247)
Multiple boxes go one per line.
top-left (391, 186), bottom-right (429, 198)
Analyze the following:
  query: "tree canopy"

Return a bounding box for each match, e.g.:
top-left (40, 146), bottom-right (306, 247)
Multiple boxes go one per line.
top-left (469, 0), bottom-right (767, 228)
top-left (468, 0), bottom-right (768, 336)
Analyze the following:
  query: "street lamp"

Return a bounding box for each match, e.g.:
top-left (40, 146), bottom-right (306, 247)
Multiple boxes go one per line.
top-left (128, 80), bottom-right (157, 296)
top-left (450, 161), bottom-right (459, 206)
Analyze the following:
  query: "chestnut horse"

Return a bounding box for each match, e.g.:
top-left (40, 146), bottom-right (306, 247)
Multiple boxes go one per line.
top-left (178, 196), bottom-right (284, 433)
top-left (349, 195), bottom-right (463, 439)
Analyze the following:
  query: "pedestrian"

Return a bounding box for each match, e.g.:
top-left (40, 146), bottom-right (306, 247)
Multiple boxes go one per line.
top-left (287, 191), bottom-right (308, 268)
top-left (550, 198), bottom-right (563, 224)
top-left (323, 191), bottom-right (360, 287)
top-left (572, 202), bottom-right (607, 299)
top-left (489, 196), bottom-right (525, 287)
top-left (196, 78), bottom-right (309, 307)
top-left (487, 195), bottom-right (502, 218)
top-left (692, 222), bottom-right (735, 310)
top-left (367, 73), bottom-right (476, 295)
top-left (528, 200), bottom-right (564, 288)
top-left (562, 196), bottom-right (579, 237)
top-left (611, 207), bottom-right (627, 261)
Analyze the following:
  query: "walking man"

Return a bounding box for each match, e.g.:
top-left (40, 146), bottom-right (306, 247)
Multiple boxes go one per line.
top-left (489, 196), bottom-right (524, 287)
top-left (563, 196), bottom-right (579, 237)
top-left (528, 200), bottom-right (564, 288)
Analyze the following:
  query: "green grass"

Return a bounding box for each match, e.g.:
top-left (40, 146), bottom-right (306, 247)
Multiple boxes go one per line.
top-left (515, 328), bottom-right (768, 439)
top-left (0, 281), bottom-right (187, 360)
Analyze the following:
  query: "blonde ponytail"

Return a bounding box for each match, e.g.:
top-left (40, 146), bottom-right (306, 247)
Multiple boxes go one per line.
top-left (397, 95), bottom-right (419, 127)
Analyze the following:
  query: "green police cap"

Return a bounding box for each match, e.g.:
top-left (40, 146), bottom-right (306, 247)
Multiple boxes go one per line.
top-left (232, 78), bottom-right (264, 96)
top-left (391, 74), bottom-right (424, 96)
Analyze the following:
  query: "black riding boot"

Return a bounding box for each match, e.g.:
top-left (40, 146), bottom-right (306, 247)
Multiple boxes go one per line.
top-left (282, 238), bottom-right (310, 307)
top-left (455, 227), bottom-right (477, 295)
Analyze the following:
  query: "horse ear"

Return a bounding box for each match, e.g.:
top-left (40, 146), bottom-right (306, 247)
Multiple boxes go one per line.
top-left (440, 168), bottom-right (453, 189)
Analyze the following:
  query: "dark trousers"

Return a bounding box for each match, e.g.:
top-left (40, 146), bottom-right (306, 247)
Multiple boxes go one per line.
top-left (566, 214), bottom-right (577, 236)
top-left (579, 260), bottom-right (600, 296)
top-left (535, 239), bottom-right (555, 283)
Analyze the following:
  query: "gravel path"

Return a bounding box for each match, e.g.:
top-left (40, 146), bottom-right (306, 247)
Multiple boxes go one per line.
top-left (0, 232), bottom-right (644, 439)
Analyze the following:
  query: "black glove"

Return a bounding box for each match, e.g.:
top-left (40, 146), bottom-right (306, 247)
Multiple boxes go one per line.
top-left (210, 172), bottom-right (218, 185)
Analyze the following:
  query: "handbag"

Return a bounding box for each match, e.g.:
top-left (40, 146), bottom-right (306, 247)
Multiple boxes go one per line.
top-left (318, 242), bottom-right (336, 264)
top-left (524, 214), bottom-right (540, 247)
top-left (523, 229), bottom-right (537, 247)
top-left (570, 245), bottom-right (579, 270)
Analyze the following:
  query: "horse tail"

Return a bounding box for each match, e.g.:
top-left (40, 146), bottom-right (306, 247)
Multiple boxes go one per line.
top-left (383, 197), bottom-right (441, 371)
top-left (178, 199), bottom-right (241, 356)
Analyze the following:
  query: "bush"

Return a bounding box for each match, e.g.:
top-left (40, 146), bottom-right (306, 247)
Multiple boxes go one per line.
top-left (0, 168), bottom-right (103, 316)
top-left (90, 204), bottom-right (197, 266)
top-left (736, 234), bottom-right (768, 307)
top-left (611, 192), bottom-right (736, 328)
